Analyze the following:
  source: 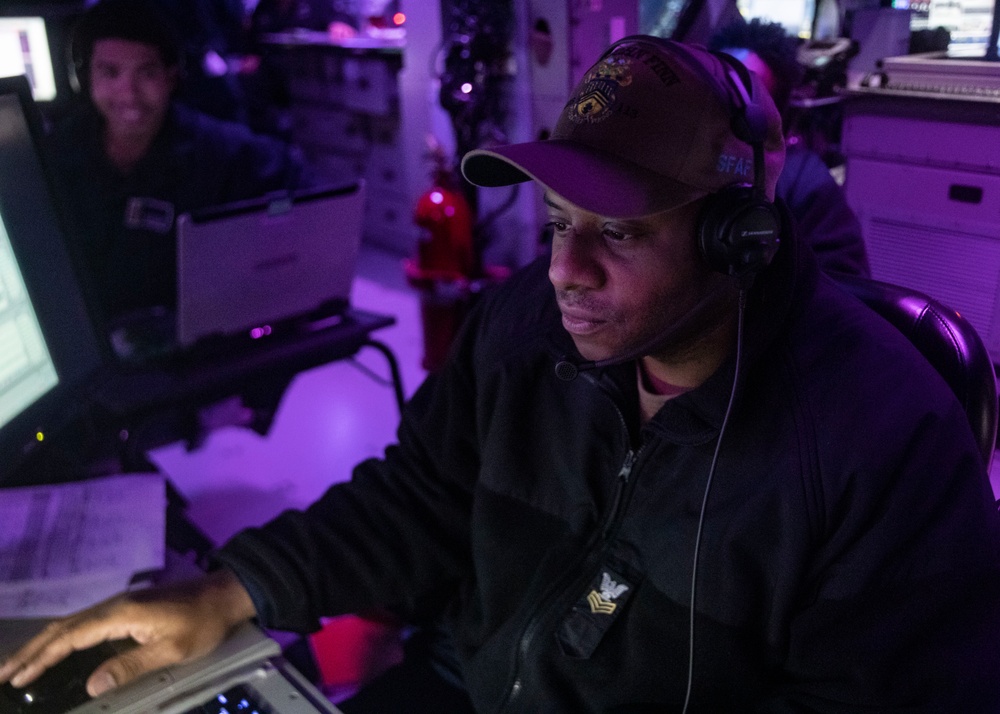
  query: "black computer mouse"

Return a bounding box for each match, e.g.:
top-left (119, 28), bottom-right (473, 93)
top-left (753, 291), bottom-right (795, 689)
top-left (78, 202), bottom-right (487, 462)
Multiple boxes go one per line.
top-left (0, 641), bottom-right (122, 714)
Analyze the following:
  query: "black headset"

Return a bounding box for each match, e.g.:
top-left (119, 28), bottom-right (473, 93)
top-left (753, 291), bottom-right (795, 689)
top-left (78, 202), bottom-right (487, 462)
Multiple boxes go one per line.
top-left (600, 37), bottom-right (781, 283)
top-left (67, 0), bottom-right (184, 95)
top-left (696, 49), bottom-right (781, 283)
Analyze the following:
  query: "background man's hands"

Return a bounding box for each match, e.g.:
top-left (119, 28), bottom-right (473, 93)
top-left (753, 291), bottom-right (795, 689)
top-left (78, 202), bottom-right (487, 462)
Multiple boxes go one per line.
top-left (0, 569), bottom-right (256, 698)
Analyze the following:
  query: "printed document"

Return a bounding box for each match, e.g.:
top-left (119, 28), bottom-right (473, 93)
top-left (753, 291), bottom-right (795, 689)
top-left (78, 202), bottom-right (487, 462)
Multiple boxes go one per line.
top-left (0, 473), bottom-right (166, 618)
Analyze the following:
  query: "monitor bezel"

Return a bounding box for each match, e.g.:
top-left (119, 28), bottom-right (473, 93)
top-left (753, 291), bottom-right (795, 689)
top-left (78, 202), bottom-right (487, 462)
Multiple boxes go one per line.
top-left (0, 74), bottom-right (106, 483)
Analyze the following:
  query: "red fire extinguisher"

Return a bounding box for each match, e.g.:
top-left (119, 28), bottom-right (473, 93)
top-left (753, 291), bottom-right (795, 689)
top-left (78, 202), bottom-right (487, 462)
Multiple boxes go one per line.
top-left (405, 140), bottom-right (477, 371)
top-left (412, 152), bottom-right (476, 281)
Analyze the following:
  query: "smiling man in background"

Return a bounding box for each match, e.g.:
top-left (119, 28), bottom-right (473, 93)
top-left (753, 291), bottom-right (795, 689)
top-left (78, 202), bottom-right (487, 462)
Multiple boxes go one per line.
top-left (47, 0), bottom-right (310, 330)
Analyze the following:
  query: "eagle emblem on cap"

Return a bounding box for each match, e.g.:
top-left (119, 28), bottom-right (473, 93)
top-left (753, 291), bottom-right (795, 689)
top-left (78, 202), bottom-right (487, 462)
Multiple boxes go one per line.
top-left (567, 56), bottom-right (633, 125)
top-left (586, 56), bottom-right (633, 86)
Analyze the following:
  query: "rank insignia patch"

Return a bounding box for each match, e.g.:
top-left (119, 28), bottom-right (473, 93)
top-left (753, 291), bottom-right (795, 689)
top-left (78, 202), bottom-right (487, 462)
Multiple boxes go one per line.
top-left (587, 571), bottom-right (629, 614)
top-left (556, 566), bottom-right (636, 659)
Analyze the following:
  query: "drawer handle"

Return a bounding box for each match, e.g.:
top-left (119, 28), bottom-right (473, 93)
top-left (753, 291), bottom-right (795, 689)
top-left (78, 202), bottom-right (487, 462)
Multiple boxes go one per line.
top-left (948, 184), bottom-right (983, 204)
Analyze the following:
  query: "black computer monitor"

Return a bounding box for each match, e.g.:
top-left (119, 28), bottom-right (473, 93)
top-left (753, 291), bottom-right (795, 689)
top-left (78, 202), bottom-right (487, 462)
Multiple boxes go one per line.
top-left (0, 74), bottom-right (105, 482)
top-left (0, 16), bottom-right (57, 101)
top-left (901, 0), bottom-right (1000, 56)
top-left (0, 3), bottom-right (87, 111)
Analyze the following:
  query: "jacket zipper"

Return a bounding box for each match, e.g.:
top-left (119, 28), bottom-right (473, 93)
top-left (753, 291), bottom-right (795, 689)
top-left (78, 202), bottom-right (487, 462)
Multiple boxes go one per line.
top-left (597, 371), bottom-right (643, 543)
top-left (603, 449), bottom-right (637, 540)
top-left (497, 384), bottom-right (641, 712)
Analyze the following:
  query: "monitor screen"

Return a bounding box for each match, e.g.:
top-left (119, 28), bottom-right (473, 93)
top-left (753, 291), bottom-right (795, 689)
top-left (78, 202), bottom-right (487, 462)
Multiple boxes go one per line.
top-left (0, 75), bottom-right (105, 482)
top-left (903, 0), bottom-right (997, 56)
top-left (0, 17), bottom-right (57, 101)
top-left (738, 0), bottom-right (816, 39)
top-left (0, 213), bottom-right (59, 430)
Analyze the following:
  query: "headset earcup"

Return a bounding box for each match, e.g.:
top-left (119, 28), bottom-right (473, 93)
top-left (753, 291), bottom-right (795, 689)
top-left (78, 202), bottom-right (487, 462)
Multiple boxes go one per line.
top-left (68, 41), bottom-right (84, 94)
top-left (698, 187), bottom-right (781, 278)
top-left (67, 12), bottom-right (88, 94)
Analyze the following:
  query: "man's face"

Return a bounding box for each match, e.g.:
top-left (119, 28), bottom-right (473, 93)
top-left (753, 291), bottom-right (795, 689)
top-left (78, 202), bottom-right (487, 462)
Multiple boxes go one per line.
top-left (546, 191), bottom-right (731, 364)
top-left (89, 38), bottom-right (176, 140)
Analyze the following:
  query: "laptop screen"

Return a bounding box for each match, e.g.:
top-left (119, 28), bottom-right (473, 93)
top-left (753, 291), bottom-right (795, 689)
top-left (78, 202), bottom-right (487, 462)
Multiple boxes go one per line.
top-left (176, 182), bottom-right (365, 348)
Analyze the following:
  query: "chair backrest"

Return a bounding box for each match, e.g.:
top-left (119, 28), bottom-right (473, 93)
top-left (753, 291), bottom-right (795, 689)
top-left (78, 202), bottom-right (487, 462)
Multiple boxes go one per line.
top-left (834, 273), bottom-right (998, 470)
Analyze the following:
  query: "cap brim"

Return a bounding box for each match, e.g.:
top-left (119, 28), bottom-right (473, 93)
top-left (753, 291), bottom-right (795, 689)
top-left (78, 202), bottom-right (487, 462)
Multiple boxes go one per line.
top-left (461, 140), bottom-right (707, 218)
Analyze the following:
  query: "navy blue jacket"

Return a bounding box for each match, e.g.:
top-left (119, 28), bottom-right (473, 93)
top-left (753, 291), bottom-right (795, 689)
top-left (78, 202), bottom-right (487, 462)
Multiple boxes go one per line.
top-left (218, 220), bottom-right (1000, 712)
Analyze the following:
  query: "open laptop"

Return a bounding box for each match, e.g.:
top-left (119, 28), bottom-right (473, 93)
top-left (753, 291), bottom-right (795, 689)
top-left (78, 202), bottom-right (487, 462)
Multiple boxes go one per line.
top-left (176, 181), bottom-right (365, 349)
top-left (0, 621), bottom-right (344, 714)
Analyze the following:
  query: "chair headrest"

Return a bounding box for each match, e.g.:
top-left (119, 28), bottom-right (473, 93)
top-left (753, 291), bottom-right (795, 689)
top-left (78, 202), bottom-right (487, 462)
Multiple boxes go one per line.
top-left (834, 273), bottom-right (998, 469)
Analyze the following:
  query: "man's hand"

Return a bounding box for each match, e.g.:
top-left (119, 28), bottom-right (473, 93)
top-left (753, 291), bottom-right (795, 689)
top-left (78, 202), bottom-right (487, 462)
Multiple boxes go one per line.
top-left (0, 569), bottom-right (256, 698)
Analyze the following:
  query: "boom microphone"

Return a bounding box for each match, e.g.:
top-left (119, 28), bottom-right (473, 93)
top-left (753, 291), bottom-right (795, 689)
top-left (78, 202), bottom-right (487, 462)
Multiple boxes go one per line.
top-left (554, 358), bottom-right (589, 381)
top-left (554, 287), bottom-right (733, 381)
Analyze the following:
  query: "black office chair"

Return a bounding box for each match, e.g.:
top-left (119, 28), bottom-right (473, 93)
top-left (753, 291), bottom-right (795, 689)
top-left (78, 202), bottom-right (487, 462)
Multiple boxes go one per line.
top-left (834, 273), bottom-right (998, 471)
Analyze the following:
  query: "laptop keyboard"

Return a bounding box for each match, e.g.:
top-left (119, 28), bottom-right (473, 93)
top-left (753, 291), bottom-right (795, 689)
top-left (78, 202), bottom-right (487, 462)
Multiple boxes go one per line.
top-left (184, 683), bottom-right (273, 714)
top-left (0, 667), bottom-right (329, 714)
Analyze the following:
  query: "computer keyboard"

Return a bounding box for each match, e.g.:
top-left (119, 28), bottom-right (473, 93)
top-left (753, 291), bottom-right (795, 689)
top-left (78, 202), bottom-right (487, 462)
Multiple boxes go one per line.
top-left (183, 682), bottom-right (274, 714)
top-left (0, 660), bottom-right (277, 714)
top-left (0, 628), bottom-right (340, 714)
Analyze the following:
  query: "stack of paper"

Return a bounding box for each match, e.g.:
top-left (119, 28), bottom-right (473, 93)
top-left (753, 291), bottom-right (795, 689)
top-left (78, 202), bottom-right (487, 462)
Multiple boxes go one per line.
top-left (0, 473), bottom-right (166, 618)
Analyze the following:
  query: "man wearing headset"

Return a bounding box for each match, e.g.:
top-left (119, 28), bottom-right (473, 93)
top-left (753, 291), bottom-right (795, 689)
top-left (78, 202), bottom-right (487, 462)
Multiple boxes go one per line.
top-left (5, 36), bottom-right (1000, 712)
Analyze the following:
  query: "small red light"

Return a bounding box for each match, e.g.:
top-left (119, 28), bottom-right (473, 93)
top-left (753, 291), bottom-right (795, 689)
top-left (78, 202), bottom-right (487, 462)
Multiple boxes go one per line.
top-left (393, 12), bottom-right (406, 25)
